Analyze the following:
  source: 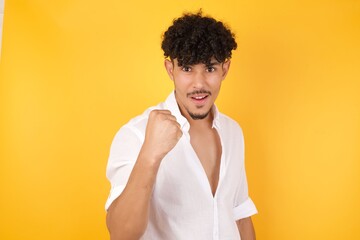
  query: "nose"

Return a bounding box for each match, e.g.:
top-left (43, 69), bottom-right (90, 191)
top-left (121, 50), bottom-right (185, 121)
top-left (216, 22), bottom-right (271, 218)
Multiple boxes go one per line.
top-left (192, 71), bottom-right (206, 89)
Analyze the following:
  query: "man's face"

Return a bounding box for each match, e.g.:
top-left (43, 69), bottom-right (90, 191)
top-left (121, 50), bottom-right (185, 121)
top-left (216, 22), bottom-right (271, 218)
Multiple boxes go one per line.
top-left (165, 58), bottom-right (230, 121)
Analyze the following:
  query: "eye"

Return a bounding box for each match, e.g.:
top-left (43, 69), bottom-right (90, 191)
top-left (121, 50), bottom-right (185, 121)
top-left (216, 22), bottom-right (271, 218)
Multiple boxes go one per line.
top-left (206, 66), bottom-right (215, 72)
top-left (181, 66), bottom-right (192, 72)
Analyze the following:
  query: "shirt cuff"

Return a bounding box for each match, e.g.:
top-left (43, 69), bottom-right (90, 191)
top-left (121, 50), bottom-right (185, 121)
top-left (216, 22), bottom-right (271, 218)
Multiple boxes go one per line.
top-left (105, 185), bottom-right (126, 211)
top-left (233, 197), bottom-right (258, 220)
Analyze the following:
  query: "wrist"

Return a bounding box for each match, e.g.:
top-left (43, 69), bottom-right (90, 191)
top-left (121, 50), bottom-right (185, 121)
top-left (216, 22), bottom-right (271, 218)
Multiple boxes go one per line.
top-left (138, 145), bottom-right (164, 167)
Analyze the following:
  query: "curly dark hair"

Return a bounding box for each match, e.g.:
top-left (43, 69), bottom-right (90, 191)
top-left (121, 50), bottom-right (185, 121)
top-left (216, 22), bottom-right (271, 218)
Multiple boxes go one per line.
top-left (161, 11), bottom-right (237, 66)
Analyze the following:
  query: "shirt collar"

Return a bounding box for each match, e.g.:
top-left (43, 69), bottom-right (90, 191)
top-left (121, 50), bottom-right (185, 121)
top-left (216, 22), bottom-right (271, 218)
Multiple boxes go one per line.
top-left (164, 91), bottom-right (221, 131)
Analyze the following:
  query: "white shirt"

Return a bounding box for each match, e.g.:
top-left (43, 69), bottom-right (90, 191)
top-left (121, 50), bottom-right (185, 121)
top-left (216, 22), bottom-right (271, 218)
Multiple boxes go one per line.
top-left (106, 92), bottom-right (257, 239)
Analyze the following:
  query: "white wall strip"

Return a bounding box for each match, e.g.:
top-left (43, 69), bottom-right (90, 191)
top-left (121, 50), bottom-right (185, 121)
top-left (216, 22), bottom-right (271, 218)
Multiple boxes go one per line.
top-left (0, 0), bottom-right (4, 58)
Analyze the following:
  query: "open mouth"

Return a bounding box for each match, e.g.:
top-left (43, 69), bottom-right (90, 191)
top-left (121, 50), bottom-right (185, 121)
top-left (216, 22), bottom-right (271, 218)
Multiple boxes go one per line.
top-left (190, 94), bottom-right (209, 104)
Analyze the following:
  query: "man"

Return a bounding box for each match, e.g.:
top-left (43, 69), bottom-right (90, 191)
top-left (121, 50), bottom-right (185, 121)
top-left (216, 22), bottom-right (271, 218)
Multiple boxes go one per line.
top-left (105, 11), bottom-right (257, 240)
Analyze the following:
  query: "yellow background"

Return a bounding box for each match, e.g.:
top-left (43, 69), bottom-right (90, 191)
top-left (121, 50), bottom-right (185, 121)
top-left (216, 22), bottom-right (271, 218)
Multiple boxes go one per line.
top-left (1, 0), bottom-right (359, 239)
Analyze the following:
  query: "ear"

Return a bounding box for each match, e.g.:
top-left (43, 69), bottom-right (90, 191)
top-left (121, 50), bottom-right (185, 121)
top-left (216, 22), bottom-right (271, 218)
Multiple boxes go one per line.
top-left (221, 60), bottom-right (231, 80)
top-left (164, 59), bottom-right (174, 81)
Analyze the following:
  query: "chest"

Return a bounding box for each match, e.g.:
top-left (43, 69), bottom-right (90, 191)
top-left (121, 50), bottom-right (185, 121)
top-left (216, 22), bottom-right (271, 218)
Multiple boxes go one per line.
top-left (153, 130), bottom-right (245, 209)
top-left (189, 128), bottom-right (222, 196)
top-left (155, 117), bottom-right (246, 194)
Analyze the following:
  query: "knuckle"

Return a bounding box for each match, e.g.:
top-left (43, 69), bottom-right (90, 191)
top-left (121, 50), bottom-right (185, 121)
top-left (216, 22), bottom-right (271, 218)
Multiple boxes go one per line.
top-left (177, 131), bottom-right (183, 139)
top-left (149, 110), bottom-right (158, 117)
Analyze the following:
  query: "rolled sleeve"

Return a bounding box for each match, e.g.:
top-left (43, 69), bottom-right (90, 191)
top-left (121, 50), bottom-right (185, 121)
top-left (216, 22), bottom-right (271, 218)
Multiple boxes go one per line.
top-left (105, 185), bottom-right (126, 210)
top-left (233, 197), bottom-right (258, 220)
top-left (105, 125), bottom-right (143, 211)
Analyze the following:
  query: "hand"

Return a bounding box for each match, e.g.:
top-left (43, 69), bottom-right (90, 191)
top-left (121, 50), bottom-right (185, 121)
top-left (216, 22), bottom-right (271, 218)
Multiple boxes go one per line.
top-left (141, 110), bottom-right (183, 162)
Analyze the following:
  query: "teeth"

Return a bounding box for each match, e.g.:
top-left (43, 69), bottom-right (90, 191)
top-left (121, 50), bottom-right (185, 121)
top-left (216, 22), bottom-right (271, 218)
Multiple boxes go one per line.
top-left (194, 96), bottom-right (205, 99)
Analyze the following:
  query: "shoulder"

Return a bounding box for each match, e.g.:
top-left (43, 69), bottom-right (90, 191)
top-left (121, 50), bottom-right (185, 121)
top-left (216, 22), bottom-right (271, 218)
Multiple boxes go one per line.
top-left (217, 112), bottom-right (246, 153)
top-left (114, 101), bottom-right (167, 141)
top-left (218, 112), bottom-right (244, 136)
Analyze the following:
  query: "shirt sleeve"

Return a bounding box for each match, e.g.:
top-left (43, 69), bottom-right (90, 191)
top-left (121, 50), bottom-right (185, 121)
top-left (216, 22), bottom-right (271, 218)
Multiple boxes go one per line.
top-left (232, 167), bottom-right (258, 220)
top-left (233, 197), bottom-right (258, 220)
top-left (232, 125), bottom-right (258, 220)
top-left (105, 125), bottom-right (143, 210)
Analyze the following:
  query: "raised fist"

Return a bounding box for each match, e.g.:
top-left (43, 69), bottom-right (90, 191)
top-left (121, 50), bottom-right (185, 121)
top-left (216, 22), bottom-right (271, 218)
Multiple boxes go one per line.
top-left (141, 110), bottom-right (183, 162)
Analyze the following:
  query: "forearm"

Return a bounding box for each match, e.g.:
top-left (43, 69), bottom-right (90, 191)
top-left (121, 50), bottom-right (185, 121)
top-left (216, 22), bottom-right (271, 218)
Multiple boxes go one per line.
top-left (106, 110), bottom-right (182, 240)
top-left (237, 217), bottom-right (256, 240)
top-left (106, 150), bottom-right (161, 240)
